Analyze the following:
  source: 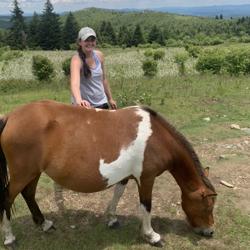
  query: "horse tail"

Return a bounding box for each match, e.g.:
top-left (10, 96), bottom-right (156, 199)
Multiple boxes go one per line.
top-left (0, 115), bottom-right (9, 221)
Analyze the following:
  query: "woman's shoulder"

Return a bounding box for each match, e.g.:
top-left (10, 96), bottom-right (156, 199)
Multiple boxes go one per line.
top-left (71, 54), bottom-right (82, 67)
top-left (94, 50), bottom-right (104, 63)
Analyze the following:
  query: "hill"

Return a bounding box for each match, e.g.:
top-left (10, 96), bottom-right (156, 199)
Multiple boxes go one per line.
top-left (60, 8), bottom-right (227, 33)
top-left (0, 16), bottom-right (11, 29)
top-left (153, 4), bottom-right (250, 18)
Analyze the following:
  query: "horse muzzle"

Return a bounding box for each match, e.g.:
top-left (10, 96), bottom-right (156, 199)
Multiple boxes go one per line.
top-left (194, 227), bottom-right (214, 237)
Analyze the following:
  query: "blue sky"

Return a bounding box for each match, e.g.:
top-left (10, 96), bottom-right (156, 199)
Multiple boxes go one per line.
top-left (1, 0), bottom-right (250, 15)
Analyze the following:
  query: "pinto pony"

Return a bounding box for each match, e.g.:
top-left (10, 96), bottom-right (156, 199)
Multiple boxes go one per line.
top-left (0, 100), bottom-right (216, 247)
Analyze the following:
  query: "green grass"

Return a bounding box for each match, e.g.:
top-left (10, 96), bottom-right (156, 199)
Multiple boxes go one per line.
top-left (0, 46), bottom-right (250, 249)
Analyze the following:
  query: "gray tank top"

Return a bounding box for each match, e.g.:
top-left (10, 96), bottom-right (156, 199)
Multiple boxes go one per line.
top-left (72, 51), bottom-right (107, 107)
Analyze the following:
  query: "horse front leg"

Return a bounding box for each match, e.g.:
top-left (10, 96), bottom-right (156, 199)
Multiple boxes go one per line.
top-left (105, 179), bottom-right (128, 228)
top-left (138, 178), bottom-right (163, 247)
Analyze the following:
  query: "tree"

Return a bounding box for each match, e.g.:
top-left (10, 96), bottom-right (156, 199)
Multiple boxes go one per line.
top-left (8, 0), bottom-right (27, 49)
top-left (148, 25), bottom-right (165, 45)
top-left (28, 12), bottom-right (40, 48)
top-left (99, 21), bottom-right (116, 45)
top-left (148, 25), bottom-right (160, 44)
top-left (117, 25), bottom-right (132, 47)
top-left (131, 24), bottom-right (144, 46)
top-left (62, 12), bottom-right (79, 50)
top-left (39, 0), bottom-right (61, 50)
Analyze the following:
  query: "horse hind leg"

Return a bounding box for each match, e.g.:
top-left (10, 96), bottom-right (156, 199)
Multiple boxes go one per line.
top-left (21, 175), bottom-right (54, 232)
top-left (105, 179), bottom-right (128, 228)
top-left (138, 178), bottom-right (163, 247)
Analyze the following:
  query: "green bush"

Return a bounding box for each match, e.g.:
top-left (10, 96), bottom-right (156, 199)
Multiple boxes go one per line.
top-left (144, 49), bottom-right (154, 57)
top-left (153, 49), bottom-right (165, 60)
top-left (32, 55), bottom-right (55, 81)
top-left (185, 45), bottom-right (201, 58)
top-left (142, 59), bottom-right (158, 77)
top-left (196, 50), bottom-right (225, 74)
top-left (224, 48), bottom-right (250, 76)
top-left (62, 57), bottom-right (71, 76)
top-left (174, 52), bottom-right (189, 75)
top-left (0, 47), bottom-right (23, 61)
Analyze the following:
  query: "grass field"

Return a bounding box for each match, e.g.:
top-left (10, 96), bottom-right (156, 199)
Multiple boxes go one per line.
top-left (0, 46), bottom-right (249, 249)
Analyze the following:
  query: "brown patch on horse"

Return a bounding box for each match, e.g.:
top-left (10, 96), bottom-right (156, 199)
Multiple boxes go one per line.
top-left (3, 101), bottom-right (142, 193)
top-left (142, 106), bottom-right (216, 193)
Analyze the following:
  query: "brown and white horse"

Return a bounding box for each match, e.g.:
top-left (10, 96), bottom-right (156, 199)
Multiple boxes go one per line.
top-left (0, 100), bottom-right (217, 247)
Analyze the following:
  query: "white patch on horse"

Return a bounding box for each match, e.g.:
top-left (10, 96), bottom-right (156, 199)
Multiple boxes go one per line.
top-left (140, 204), bottom-right (161, 244)
top-left (2, 211), bottom-right (16, 245)
top-left (99, 108), bottom-right (152, 186)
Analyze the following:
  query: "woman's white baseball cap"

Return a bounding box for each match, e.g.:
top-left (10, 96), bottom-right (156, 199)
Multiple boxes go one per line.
top-left (78, 27), bottom-right (96, 41)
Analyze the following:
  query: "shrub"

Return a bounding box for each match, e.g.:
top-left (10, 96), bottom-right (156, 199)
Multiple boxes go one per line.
top-left (142, 59), bottom-right (158, 77)
top-left (153, 49), bottom-right (165, 60)
top-left (185, 45), bottom-right (201, 58)
top-left (174, 52), bottom-right (189, 75)
top-left (196, 50), bottom-right (225, 74)
top-left (144, 49), bottom-right (154, 58)
top-left (224, 48), bottom-right (250, 76)
top-left (62, 57), bottom-right (71, 76)
top-left (0, 48), bottom-right (23, 61)
top-left (150, 42), bottom-right (161, 49)
top-left (32, 55), bottom-right (55, 81)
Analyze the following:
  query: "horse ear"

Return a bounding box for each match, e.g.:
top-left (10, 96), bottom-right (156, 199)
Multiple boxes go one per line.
top-left (204, 167), bottom-right (209, 177)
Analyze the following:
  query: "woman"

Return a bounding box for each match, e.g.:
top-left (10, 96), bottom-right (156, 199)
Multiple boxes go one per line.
top-left (70, 27), bottom-right (117, 109)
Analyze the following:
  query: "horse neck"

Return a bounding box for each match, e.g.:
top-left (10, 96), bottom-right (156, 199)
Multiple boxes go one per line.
top-left (169, 156), bottom-right (205, 195)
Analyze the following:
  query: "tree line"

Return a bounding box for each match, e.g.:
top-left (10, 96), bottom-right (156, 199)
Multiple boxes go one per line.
top-left (1, 0), bottom-right (250, 50)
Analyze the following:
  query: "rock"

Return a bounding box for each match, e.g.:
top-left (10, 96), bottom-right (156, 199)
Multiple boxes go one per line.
top-left (220, 180), bottom-right (234, 188)
top-left (203, 117), bottom-right (211, 122)
top-left (230, 124), bottom-right (241, 130)
top-left (241, 128), bottom-right (250, 134)
top-left (219, 155), bottom-right (227, 160)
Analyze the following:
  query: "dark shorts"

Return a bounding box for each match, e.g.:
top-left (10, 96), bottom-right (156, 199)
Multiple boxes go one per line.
top-left (95, 103), bottom-right (109, 109)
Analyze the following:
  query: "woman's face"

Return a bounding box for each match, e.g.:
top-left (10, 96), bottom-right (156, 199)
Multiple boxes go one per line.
top-left (79, 36), bottom-right (96, 53)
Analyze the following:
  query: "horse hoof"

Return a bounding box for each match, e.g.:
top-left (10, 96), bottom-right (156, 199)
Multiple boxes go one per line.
top-left (108, 219), bottom-right (120, 229)
top-left (150, 240), bottom-right (164, 248)
top-left (42, 219), bottom-right (54, 232)
top-left (4, 236), bottom-right (16, 247)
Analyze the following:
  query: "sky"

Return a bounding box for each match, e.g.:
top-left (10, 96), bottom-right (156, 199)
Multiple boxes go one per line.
top-left (1, 0), bottom-right (250, 15)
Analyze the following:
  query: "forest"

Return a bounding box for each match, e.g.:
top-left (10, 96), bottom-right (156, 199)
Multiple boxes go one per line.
top-left (1, 0), bottom-right (250, 50)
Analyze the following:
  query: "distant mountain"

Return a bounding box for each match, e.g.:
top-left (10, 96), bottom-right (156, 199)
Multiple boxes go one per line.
top-left (152, 4), bottom-right (250, 18)
top-left (0, 16), bottom-right (11, 29)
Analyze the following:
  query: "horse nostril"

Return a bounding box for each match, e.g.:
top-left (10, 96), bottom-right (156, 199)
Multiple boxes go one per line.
top-left (210, 230), bottom-right (214, 236)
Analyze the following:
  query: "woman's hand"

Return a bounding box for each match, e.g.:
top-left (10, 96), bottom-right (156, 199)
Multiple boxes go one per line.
top-left (77, 100), bottom-right (91, 108)
top-left (109, 99), bottom-right (117, 109)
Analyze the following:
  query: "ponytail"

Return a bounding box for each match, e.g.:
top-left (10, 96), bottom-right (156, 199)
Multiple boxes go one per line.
top-left (77, 47), bottom-right (91, 78)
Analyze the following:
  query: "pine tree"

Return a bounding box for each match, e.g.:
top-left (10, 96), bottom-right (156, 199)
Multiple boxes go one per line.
top-left (28, 12), bottom-right (40, 49)
top-left (131, 24), bottom-right (144, 46)
top-left (148, 25), bottom-right (165, 45)
top-left (62, 12), bottom-right (79, 50)
top-left (99, 21), bottom-right (116, 45)
top-left (148, 25), bottom-right (160, 44)
top-left (39, 0), bottom-right (61, 50)
top-left (8, 0), bottom-right (27, 49)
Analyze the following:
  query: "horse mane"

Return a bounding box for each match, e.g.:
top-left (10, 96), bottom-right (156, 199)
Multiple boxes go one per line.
top-left (142, 106), bottom-right (215, 192)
